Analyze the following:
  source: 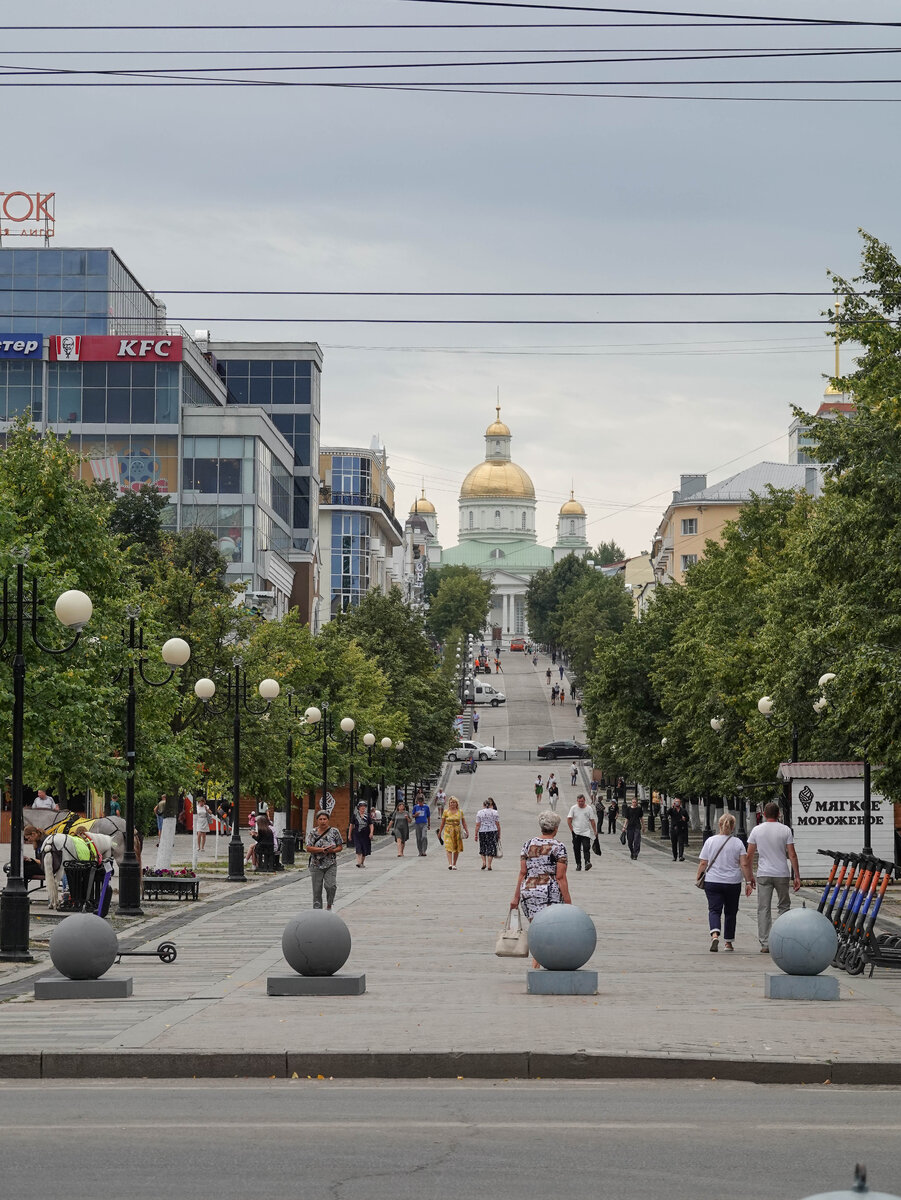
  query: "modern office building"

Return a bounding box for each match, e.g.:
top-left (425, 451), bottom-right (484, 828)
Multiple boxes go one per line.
top-left (317, 441), bottom-right (404, 626)
top-left (0, 246), bottom-right (320, 621)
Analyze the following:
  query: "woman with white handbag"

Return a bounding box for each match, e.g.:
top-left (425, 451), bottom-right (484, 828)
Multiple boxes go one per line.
top-left (507, 810), bottom-right (572, 967)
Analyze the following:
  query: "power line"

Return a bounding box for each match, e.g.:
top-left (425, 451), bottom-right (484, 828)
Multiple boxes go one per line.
top-left (0, 287), bottom-right (847, 296)
top-left (392, 0), bottom-right (901, 27)
top-left (164, 317), bottom-right (846, 325)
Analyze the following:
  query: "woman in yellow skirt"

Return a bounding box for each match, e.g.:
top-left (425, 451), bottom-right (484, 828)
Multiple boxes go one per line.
top-left (438, 796), bottom-right (469, 870)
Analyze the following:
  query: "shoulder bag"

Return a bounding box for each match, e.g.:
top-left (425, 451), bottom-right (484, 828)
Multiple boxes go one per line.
top-left (696, 835), bottom-right (732, 889)
top-left (495, 906), bottom-right (529, 957)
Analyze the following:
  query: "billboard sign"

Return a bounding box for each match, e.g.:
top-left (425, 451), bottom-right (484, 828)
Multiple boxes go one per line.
top-left (0, 335), bottom-right (42, 359)
top-left (50, 335), bottom-right (183, 363)
top-left (0, 191), bottom-right (55, 238)
top-left (790, 776), bottom-right (896, 877)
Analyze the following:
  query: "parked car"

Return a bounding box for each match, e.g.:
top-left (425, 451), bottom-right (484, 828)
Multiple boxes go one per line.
top-left (510, 637), bottom-right (526, 651)
top-left (447, 740), bottom-right (499, 761)
top-left (537, 740), bottom-right (590, 760)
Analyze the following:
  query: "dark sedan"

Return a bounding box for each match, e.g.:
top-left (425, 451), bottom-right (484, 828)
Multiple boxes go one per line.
top-left (537, 740), bottom-right (590, 760)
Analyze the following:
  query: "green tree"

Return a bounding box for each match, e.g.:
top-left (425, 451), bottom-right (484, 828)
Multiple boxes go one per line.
top-left (558, 571), bottom-right (633, 686)
top-left (425, 568), bottom-right (492, 642)
top-left (525, 553), bottom-right (592, 648)
top-left (590, 540), bottom-right (626, 566)
top-left (0, 420), bottom-right (134, 804)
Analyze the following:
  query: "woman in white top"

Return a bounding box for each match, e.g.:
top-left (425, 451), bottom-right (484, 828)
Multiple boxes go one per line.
top-left (697, 813), bottom-right (753, 953)
top-left (474, 799), bottom-right (501, 870)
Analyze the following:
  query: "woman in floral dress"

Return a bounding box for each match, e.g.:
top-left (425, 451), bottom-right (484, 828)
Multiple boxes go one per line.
top-left (510, 811), bottom-right (571, 966)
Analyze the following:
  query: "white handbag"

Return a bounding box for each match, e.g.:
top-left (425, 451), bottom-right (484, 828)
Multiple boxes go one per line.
top-left (495, 906), bottom-right (529, 957)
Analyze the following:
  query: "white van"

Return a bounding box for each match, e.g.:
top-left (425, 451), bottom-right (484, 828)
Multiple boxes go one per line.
top-left (466, 680), bottom-right (506, 707)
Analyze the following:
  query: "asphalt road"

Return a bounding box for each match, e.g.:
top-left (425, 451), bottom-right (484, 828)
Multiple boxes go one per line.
top-left (3, 1079), bottom-right (899, 1199)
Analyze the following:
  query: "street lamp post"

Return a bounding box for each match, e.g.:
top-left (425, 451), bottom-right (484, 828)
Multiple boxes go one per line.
top-left (194, 659), bottom-right (279, 882)
top-left (758, 674), bottom-right (833, 825)
top-left (117, 608), bottom-right (190, 916)
top-left (0, 568), bottom-right (92, 961)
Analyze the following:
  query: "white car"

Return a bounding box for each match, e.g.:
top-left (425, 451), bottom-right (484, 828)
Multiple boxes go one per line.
top-left (447, 740), bottom-right (499, 761)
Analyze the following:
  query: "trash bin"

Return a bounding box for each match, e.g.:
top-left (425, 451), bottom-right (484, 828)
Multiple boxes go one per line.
top-left (62, 860), bottom-right (106, 912)
top-left (280, 830), bottom-right (296, 866)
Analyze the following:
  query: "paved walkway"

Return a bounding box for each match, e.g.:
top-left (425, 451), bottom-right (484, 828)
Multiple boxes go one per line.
top-left (1, 650), bottom-right (900, 1080)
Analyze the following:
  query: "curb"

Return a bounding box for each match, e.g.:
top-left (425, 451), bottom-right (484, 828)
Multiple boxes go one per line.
top-left (4, 1050), bottom-right (901, 1084)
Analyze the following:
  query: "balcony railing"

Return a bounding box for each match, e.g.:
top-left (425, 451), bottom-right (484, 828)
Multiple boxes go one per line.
top-left (319, 487), bottom-right (403, 540)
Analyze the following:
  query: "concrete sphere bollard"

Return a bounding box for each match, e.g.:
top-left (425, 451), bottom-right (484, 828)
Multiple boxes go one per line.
top-left (769, 907), bottom-right (838, 976)
top-left (49, 914), bottom-right (118, 980)
top-left (529, 904), bottom-right (597, 971)
top-left (282, 911), bottom-right (352, 977)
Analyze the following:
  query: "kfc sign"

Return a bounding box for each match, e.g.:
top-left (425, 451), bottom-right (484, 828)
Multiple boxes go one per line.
top-left (0, 191), bottom-right (55, 238)
top-left (51, 335), bottom-right (183, 363)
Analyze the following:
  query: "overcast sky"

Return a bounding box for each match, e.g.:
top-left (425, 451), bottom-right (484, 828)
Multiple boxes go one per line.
top-left (6, 0), bottom-right (900, 552)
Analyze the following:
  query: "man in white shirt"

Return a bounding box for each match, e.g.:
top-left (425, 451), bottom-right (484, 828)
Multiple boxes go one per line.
top-left (566, 793), bottom-right (598, 872)
top-left (741, 801), bottom-right (801, 953)
top-left (32, 789), bottom-right (58, 811)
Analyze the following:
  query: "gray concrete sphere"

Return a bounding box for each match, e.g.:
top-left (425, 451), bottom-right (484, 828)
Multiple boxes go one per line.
top-left (49, 913), bottom-right (118, 980)
top-left (529, 904), bottom-right (597, 971)
top-left (282, 911), bottom-right (351, 977)
top-left (770, 907), bottom-right (838, 977)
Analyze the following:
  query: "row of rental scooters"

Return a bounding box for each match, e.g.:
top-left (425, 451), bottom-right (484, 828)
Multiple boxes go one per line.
top-left (816, 848), bottom-right (901, 977)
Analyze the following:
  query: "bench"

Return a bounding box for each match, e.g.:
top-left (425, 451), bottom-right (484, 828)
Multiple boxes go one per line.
top-left (141, 876), bottom-right (200, 901)
top-left (254, 844), bottom-right (282, 873)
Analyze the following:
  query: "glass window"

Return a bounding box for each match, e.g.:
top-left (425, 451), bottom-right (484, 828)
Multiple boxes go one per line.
top-left (248, 377), bottom-right (271, 405)
top-left (271, 377), bottom-right (295, 404)
top-left (681, 518), bottom-right (698, 536)
top-left (106, 388), bottom-right (130, 423)
top-left (83, 388), bottom-right (105, 422)
top-left (681, 554), bottom-right (698, 571)
top-left (131, 390), bottom-right (154, 423)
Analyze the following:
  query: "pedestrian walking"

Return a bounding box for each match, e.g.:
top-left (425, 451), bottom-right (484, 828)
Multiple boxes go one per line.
top-left (510, 810), bottom-right (571, 968)
top-left (154, 795), bottom-right (167, 843)
top-left (559, 664), bottom-right (564, 680)
top-left (590, 778), bottom-right (599, 801)
top-left (412, 793), bottom-right (431, 856)
top-left (387, 800), bottom-right (411, 857)
top-left (567, 793), bottom-right (598, 872)
top-left (305, 809), bottom-right (344, 910)
top-left (534, 774), bottom-right (544, 804)
top-left (108, 795), bottom-right (122, 817)
top-left (551, 685), bottom-right (557, 706)
top-left (475, 797), bottom-right (501, 870)
top-left (606, 797), bottom-right (619, 833)
top-left (472, 711), bottom-right (480, 734)
top-left (575, 699), bottom-right (582, 717)
top-left (547, 777), bottom-right (559, 810)
top-left (622, 798), bottom-right (644, 859)
top-left (494, 656), bottom-right (502, 673)
top-left (348, 800), bottom-right (374, 868)
top-left (741, 800), bottom-right (801, 953)
top-left (194, 796), bottom-right (212, 851)
top-left (559, 688), bottom-right (565, 707)
top-left (570, 765), bottom-right (578, 786)
top-left (570, 683), bottom-right (576, 701)
top-left (532, 654), bottom-right (538, 666)
top-left (435, 787), bottom-right (447, 817)
top-left (439, 796), bottom-right (469, 869)
top-left (546, 667), bottom-right (552, 685)
top-left (669, 797), bottom-right (690, 861)
top-left (697, 813), bottom-right (753, 952)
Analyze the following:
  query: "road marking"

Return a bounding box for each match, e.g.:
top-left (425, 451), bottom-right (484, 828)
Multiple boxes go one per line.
top-left (1, 1120), bottom-right (900, 1133)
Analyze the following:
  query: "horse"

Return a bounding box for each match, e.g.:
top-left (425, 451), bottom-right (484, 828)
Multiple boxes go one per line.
top-left (24, 827), bottom-right (117, 911)
top-left (37, 813), bottom-right (142, 866)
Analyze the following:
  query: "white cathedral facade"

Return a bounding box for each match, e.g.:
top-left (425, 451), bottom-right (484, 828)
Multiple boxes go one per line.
top-left (403, 409), bottom-right (589, 640)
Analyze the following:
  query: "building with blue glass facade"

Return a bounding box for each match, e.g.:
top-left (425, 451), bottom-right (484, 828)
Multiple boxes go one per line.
top-left (318, 443), bottom-right (404, 626)
top-left (0, 246), bottom-right (318, 622)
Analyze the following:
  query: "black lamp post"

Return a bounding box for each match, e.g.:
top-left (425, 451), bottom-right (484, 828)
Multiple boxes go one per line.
top-left (0, 567), bottom-right (93, 961)
top-left (116, 608), bottom-right (190, 916)
top-left (194, 658), bottom-right (280, 882)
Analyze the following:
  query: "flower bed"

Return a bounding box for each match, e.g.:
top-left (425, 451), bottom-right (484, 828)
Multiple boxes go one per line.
top-left (142, 867), bottom-right (197, 879)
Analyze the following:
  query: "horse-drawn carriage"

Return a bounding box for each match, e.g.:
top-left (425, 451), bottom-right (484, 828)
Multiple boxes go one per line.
top-left (18, 808), bottom-right (136, 912)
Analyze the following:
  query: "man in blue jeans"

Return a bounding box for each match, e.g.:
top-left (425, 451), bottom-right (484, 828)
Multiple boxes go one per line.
top-left (412, 793), bottom-right (431, 857)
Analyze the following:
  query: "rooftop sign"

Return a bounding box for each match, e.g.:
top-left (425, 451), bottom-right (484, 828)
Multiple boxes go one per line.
top-left (0, 192), bottom-right (55, 239)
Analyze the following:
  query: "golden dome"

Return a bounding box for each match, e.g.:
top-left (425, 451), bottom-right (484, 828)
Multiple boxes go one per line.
top-left (460, 460), bottom-right (535, 500)
top-left (410, 488), bottom-right (436, 515)
top-left (485, 403), bottom-right (511, 438)
top-left (560, 492), bottom-right (585, 516)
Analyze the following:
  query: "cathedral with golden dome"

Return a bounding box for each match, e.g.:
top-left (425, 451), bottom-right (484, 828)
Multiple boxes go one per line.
top-left (405, 407), bottom-right (589, 640)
